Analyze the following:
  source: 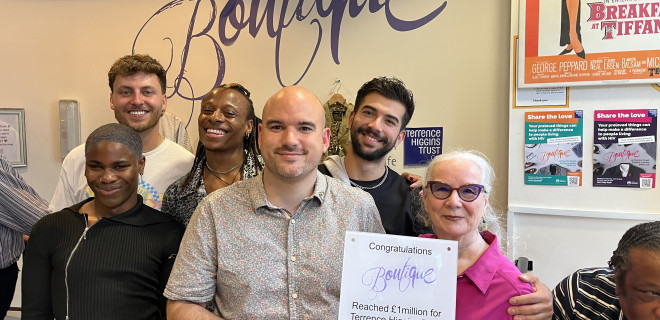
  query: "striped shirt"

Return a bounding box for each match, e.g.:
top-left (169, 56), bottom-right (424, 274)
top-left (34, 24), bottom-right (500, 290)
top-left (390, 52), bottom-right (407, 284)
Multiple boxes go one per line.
top-left (553, 267), bottom-right (626, 320)
top-left (0, 155), bottom-right (49, 268)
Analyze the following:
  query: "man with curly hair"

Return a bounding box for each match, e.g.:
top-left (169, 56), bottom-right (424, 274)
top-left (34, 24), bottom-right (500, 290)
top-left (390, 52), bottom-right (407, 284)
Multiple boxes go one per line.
top-left (50, 54), bottom-right (193, 212)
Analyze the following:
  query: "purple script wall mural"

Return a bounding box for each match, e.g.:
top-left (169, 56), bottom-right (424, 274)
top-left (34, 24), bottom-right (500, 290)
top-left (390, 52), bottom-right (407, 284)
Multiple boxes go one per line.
top-left (133, 0), bottom-right (447, 123)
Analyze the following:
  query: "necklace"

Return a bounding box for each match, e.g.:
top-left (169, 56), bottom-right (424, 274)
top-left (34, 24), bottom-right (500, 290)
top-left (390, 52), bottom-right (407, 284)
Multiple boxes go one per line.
top-left (350, 167), bottom-right (388, 190)
top-left (206, 160), bottom-right (243, 175)
top-left (206, 162), bottom-right (242, 185)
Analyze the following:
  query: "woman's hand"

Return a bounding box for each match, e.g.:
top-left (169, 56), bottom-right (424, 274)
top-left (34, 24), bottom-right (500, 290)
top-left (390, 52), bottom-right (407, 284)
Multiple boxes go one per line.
top-left (401, 172), bottom-right (423, 189)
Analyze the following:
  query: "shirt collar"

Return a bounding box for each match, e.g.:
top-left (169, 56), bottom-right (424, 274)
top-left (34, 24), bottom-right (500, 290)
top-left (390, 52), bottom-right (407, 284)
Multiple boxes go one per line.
top-left (248, 170), bottom-right (327, 214)
top-left (462, 231), bottom-right (501, 294)
top-left (68, 195), bottom-right (174, 226)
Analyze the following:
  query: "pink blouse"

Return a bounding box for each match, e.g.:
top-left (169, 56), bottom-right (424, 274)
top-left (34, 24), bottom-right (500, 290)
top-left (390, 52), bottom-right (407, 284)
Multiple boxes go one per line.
top-left (419, 231), bottom-right (533, 320)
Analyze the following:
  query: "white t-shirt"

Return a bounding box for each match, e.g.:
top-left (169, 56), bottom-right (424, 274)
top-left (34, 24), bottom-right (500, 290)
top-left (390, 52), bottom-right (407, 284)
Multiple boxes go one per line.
top-left (49, 139), bottom-right (194, 212)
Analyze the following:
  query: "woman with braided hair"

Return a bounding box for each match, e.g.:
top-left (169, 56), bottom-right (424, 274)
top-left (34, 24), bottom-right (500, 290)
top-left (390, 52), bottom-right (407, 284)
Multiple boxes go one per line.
top-left (162, 83), bottom-right (263, 226)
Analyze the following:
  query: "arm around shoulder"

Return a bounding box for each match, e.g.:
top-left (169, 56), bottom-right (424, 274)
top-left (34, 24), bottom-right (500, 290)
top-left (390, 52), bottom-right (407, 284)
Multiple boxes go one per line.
top-left (506, 273), bottom-right (552, 320)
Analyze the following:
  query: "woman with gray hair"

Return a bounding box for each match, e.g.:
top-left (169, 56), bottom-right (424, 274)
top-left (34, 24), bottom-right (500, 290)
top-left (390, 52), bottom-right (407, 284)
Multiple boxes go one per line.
top-left (418, 150), bottom-right (533, 319)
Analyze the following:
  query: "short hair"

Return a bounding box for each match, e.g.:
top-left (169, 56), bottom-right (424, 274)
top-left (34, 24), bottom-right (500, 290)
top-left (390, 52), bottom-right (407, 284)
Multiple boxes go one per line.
top-left (419, 150), bottom-right (502, 237)
top-left (354, 77), bottom-right (415, 131)
top-left (609, 221), bottom-right (660, 288)
top-left (108, 54), bottom-right (167, 94)
top-left (85, 123), bottom-right (142, 160)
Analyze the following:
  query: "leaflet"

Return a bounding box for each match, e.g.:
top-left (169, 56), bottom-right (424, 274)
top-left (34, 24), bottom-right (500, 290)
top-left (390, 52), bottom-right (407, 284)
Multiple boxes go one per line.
top-left (593, 109), bottom-right (657, 188)
top-left (524, 110), bottom-right (584, 186)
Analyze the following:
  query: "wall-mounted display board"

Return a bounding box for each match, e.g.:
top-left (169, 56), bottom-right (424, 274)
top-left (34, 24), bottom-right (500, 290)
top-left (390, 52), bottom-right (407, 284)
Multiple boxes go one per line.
top-left (518, 0), bottom-right (660, 88)
top-left (509, 0), bottom-right (660, 289)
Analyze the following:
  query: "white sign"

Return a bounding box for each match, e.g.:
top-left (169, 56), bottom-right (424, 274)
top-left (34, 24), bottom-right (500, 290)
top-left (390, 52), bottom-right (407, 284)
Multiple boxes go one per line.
top-left (338, 231), bottom-right (457, 320)
top-left (516, 86), bottom-right (568, 107)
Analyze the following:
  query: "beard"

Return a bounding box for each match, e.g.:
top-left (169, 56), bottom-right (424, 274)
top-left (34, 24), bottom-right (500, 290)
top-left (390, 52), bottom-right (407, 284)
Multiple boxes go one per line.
top-left (350, 126), bottom-right (397, 161)
top-left (263, 146), bottom-right (315, 182)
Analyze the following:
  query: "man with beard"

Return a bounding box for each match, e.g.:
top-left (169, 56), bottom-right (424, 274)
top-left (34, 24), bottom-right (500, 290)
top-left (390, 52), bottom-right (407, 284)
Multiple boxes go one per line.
top-left (319, 77), bottom-right (425, 236)
top-left (165, 86), bottom-right (384, 319)
top-left (50, 54), bottom-right (194, 212)
top-left (319, 77), bottom-right (555, 320)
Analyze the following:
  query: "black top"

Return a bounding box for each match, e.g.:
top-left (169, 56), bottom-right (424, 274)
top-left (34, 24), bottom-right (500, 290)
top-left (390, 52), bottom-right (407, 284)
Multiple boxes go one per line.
top-left (22, 196), bottom-right (184, 320)
top-left (318, 164), bottom-right (431, 236)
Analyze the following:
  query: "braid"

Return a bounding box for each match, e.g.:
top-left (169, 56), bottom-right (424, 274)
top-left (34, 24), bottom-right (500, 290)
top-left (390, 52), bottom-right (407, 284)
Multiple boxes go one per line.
top-left (177, 82), bottom-right (261, 194)
top-left (609, 221), bottom-right (660, 287)
top-left (221, 83), bottom-right (261, 175)
top-left (244, 116), bottom-right (262, 174)
top-left (179, 142), bottom-right (206, 191)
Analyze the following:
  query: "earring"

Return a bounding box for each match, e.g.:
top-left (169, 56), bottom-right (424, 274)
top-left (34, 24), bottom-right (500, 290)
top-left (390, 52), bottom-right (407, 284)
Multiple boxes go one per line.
top-left (481, 217), bottom-right (487, 232)
top-left (244, 132), bottom-right (250, 140)
top-left (139, 173), bottom-right (144, 184)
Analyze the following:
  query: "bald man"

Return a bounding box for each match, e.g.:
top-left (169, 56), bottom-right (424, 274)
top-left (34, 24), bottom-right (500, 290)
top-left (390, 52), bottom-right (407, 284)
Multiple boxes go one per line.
top-left (165, 86), bottom-right (385, 319)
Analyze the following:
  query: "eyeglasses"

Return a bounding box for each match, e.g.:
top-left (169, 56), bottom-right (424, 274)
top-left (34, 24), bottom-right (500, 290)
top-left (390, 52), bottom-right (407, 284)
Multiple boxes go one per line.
top-left (220, 83), bottom-right (251, 98)
top-left (426, 181), bottom-right (486, 202)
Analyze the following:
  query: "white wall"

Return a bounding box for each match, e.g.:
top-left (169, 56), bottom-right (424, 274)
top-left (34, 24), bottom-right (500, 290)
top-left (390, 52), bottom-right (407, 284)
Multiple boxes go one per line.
top-left (508, 0), bottom-right (660, 289)
top-left (0, 0), bottom-right (511, 201)
top-left (508, 208), bottom-right (655, 288)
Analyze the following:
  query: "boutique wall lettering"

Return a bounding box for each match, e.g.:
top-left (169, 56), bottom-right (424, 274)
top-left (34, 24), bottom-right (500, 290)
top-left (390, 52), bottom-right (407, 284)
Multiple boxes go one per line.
top-left (133, 0), bottom-right (447, 124)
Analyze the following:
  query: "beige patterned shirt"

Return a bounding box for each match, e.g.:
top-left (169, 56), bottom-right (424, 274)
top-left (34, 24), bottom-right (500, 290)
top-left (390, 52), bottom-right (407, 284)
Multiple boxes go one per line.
top-left (165, 171), bottom-right (385, 319)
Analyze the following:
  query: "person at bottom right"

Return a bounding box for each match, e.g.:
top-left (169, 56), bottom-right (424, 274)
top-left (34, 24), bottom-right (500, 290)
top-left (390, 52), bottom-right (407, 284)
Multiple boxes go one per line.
top-left (553, 221), bottom-right (660, 320)
top-left (418, 150), bottom-right (534, 319)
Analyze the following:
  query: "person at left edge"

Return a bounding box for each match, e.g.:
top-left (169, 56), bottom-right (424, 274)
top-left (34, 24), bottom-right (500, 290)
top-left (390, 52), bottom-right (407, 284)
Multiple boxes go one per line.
top-left (49, 54), bottom-right (194, 212)
top-left (22, 123), bottom-right (185, 320)
top-left (0, 154), bottom-right (49, 319)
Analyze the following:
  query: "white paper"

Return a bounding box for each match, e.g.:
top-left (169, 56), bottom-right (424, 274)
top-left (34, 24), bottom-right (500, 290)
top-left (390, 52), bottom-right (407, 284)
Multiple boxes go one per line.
top-left (338, 231), bottom-right (457, 320)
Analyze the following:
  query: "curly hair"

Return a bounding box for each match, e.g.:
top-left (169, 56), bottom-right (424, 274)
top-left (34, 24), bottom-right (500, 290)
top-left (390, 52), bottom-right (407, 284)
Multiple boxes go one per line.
top-left (108, 54), bottom-right (167, 94)
top-left (608, 221), bottom-right (660, 288)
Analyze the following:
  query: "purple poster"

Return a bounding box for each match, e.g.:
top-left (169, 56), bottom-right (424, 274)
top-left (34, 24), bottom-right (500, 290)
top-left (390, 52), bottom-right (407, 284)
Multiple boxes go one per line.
top-left (593, 109), bottom-right (657, 188)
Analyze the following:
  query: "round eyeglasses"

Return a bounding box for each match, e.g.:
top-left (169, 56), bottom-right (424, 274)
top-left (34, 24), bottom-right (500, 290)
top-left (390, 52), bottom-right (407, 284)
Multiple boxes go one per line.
top-left (426, 181), bottom-right (486, 202)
